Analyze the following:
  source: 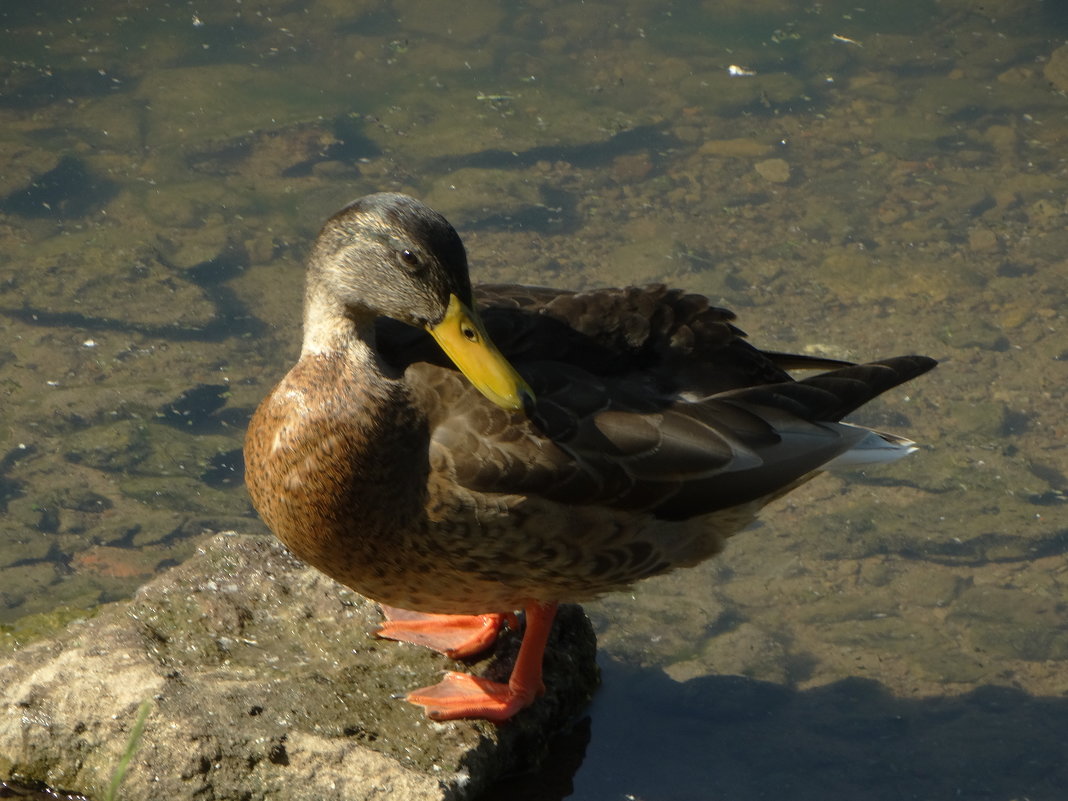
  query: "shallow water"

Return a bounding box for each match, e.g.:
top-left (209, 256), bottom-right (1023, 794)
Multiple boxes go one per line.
top-left (1, 0), bottom-right (1067, 798)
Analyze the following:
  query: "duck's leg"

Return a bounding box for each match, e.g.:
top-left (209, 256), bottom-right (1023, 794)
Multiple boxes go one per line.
top-left (377, 605), bottom-right (518, 659)
top-left (405, 602), bottom-right (559, 723)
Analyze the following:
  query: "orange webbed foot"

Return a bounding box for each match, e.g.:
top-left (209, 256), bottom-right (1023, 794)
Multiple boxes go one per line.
top-left (397, 602), bottom-right (559, 723)
top-left (376, 605), bottom-right (516, 659)
top-left (406, 671), bottom-right (541, 723)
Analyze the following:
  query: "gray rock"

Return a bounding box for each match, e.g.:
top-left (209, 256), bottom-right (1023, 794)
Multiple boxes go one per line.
top-left (0, 533), bottom-right (598, 800)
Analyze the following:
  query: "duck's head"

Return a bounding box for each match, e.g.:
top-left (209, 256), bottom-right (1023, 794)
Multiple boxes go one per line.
top-left (305, 192), bottom-right (534, 413)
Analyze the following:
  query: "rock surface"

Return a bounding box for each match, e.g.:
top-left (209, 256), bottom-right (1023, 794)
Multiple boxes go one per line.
top-left (0, 533), bottom-right (598, 800)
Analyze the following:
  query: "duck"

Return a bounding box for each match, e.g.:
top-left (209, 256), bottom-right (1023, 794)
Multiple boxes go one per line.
top-left (243, 192), bottom-right (936, 723)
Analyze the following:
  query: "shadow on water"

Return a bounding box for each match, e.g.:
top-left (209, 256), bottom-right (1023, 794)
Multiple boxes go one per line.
top-left (0, 156), bottom-right (118, 219)
top-left (482, 657), bottom-right (1068, 801)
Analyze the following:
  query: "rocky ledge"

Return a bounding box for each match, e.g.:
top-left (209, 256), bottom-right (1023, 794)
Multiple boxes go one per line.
top-left (0, 533), bottom-right (598, 800)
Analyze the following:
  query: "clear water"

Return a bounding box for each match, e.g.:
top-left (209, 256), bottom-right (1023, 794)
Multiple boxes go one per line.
top-left (1, 1), bottom-right (1067, 798)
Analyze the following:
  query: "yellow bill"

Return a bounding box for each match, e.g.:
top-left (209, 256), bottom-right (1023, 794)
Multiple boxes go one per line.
top-left (427, 294), bottom-right (534, 412)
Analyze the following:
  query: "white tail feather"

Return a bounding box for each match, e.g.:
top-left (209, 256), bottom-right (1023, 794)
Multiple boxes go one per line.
top-left (824, 423), bottom-right (919, 469)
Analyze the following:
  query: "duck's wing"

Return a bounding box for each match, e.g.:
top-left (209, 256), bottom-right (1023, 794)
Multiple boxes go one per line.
top-left (380, 285), bottom-right (936, 522)
top-left (621, 355), bottom-right (936, 519)
top-left (477, 283), bottom-right (813, 396)
top-left (379, 283), bottom-right (852, 392)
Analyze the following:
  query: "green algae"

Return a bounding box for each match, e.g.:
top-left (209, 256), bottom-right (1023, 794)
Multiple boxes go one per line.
top-left (0, 604), bottom-right (101, 656)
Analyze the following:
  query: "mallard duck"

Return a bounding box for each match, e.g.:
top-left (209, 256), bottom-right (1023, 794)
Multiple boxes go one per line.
top-left (244, 192), bottom-right (936, 723)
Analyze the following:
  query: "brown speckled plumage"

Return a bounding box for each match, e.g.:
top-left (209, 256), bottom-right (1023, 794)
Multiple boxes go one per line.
top-left (244, 192), bottom-right (935, 719)
top-left (246, 192), bottom-right (936, 611)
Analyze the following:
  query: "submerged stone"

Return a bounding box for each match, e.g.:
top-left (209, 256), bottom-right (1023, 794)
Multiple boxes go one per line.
top-left (1046, 44), bottom-right (1068, 92)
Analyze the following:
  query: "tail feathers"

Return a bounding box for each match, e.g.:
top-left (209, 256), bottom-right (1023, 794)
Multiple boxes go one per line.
top-left (796, 355), bottom-right (937, 421)
top-left (716, 355), bottom-right (937, 423)
top-left (823, 424), bottom-right (919, 469)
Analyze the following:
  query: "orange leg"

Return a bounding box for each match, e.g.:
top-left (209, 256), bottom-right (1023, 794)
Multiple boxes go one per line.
top-left (405, 602), bottom-right (559, 723)
top-left (376, 605), bottom-right (517, 659)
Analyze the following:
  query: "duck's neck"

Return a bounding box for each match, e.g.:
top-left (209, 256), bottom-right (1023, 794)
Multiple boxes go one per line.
top-left (290, 293), bottom-right (428, 525)
top-left (301, 287), bottom-right (369, 357)
top-left (299, 293), bottom-right (415, 434)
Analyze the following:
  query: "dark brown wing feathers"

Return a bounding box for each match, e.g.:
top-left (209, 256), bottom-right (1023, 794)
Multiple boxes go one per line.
top-left (383, 284), bottom-right (937, 522)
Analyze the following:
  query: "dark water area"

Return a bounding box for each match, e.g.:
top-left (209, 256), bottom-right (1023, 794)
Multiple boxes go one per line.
top-left (1, 0), bottom-right (1067, 798)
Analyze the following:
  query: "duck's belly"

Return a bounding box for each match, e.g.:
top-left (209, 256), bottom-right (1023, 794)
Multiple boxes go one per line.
top-left (302, 497), bottom-right (760, 614)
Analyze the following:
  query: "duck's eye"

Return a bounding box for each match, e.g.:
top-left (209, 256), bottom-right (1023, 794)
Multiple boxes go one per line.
top-left (399, 249), bottom-right (421, 269)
